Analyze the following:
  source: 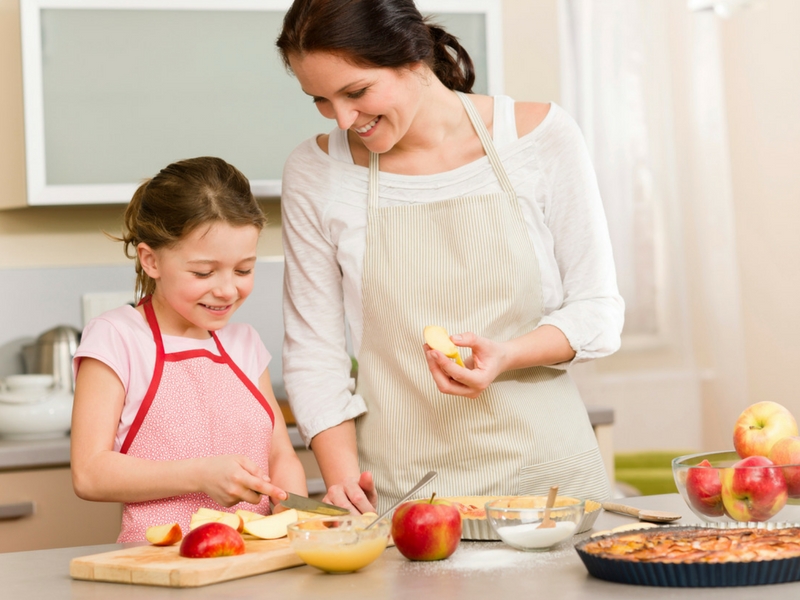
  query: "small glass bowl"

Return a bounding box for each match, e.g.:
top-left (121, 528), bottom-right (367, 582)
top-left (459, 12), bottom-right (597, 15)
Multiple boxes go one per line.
top-left (673, 450), bottom-right (800, 523)
top-left (287, 514), bottom-right (390, 573)
top-left (485, 498), bottom-right (584, 551)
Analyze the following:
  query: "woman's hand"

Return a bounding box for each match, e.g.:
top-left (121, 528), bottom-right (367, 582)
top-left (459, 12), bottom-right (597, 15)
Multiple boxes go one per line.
top-left (424, 326), bottom-right (577, 398)
top-left (322, 471), bottom-right (378, 515)
top-left (198, 454), bottom-right (287, 507)
top-left (424, 332), bottom-right (507, 398)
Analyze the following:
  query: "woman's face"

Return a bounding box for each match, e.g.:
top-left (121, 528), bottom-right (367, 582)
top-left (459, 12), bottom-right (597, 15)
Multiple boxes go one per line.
top-left (289, 51), bottom-right (426, 155)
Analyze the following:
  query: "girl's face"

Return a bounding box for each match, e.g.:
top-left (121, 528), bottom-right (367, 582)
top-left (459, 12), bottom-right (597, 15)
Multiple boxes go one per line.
top-left (289, 51), bottom-right (426, 155)
top-left (138, 222), bottom-right (260, 338)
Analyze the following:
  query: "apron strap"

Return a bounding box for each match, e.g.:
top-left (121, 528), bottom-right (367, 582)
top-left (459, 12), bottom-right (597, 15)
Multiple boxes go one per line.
top-left (367, 92), bottom-right (516, 209)
top-left (455, 92), bottom-right (516, 196)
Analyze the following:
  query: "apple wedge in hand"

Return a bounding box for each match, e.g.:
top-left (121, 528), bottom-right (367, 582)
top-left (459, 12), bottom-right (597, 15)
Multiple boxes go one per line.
top-left (423, 326), bottom-right (464, 367)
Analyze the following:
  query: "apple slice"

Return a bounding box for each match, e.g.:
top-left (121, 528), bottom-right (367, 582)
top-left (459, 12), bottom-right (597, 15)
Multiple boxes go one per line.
top-left (236, 509), bottom-right (266, 524)
top-left (243, 509), bottom-right (299, 539)
top-left (145, 522), bottom-right (183, 546)
top-left (423, 326), bottom-right (464, 367)
top-left (189, 508), bottom-right (244, 533)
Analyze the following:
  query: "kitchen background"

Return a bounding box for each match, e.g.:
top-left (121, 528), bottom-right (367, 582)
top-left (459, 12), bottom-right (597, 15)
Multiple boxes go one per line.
top-left (0, 0), bottom-right (799, 479)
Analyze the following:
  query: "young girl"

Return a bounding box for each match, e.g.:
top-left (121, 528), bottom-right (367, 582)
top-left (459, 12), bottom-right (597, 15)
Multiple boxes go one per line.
top-left (71, 157), bottom-right (306, 542)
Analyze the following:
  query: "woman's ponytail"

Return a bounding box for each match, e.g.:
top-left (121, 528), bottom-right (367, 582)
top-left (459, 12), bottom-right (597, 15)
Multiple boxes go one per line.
top-left (428, 24), bottom-right (475, 93)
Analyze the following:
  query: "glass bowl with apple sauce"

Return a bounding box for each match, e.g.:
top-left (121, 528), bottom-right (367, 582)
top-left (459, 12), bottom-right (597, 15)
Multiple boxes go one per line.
top-left (287, 514), bottom-right (390, 573)
top-left (673, 450), bottom-right (800, 523)
top-left (485, 498), bottom-right (584, 551)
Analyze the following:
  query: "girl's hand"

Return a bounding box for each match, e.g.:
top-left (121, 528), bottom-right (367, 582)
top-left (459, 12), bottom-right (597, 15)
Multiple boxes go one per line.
top-left (199, 454), bottom-right (288, 507)
top-left (424, 332), bottom-right (507, 398)
top-left (322, 471), bottom-right (377, 515)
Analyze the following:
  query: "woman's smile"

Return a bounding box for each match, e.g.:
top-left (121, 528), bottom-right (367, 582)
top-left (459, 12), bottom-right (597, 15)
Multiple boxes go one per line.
top-left (354, 116), bottom-right (381, 135)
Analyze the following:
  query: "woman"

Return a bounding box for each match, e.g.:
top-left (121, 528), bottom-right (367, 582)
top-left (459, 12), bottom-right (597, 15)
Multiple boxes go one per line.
top-left (277, 0), bottom-right (624, 514)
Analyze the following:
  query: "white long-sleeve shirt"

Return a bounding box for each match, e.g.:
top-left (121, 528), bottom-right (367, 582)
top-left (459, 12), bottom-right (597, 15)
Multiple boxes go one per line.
top-left (281, 98), bottom-right (625, 446)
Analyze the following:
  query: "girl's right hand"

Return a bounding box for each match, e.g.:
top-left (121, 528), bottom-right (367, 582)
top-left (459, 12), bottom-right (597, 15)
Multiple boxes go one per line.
top-left (199, 454), bottom-right (287, 507)
top-left (323, 471), bottom-right (378, 515)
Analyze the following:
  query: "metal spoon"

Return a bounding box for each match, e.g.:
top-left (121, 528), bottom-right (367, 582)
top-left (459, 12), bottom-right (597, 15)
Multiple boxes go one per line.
top-left (365, 470), bottom-right (438, 529)
top-left (601, 501), bottom-right (682, 523)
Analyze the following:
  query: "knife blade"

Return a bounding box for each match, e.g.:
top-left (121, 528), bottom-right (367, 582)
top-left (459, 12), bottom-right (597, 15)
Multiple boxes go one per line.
top-left (281, 492), bottom-right (350, 516)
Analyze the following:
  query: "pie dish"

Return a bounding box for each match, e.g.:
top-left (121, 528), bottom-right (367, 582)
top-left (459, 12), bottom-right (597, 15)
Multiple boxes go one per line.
top-left (575, 522), bottom-right (800, 587)
top-left (440, 495), bottom-right (601, 540)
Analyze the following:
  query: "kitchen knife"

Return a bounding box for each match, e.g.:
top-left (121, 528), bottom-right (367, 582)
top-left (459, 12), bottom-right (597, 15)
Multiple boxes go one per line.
top-left (281, 492), bottom-right (350, 516)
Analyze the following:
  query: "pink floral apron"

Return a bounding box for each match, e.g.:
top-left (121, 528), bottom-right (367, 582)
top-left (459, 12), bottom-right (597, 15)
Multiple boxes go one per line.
top-left (116, 297), bottom-right (274, 542)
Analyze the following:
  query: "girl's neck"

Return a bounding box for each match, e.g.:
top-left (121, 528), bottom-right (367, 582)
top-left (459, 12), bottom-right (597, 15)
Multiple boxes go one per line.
top-left (139, 294), bottom-right (212, 340)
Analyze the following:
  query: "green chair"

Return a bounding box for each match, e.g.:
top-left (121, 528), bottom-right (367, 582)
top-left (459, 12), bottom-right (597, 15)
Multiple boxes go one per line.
top-left (614, 450), bottom-right (697, 496)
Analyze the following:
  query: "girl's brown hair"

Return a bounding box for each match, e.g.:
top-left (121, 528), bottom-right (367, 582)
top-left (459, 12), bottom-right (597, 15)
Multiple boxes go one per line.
top-left (276, 0), bottom-right (475, 93)
top-left (119, 156), bottom-right (266, 300)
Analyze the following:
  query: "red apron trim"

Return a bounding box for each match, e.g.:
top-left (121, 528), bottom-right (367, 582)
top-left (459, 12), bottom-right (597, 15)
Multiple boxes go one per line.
top-left (211, 331), bottom-right (275, 425)
top-left (119, 296), bottom-right (274, 454)
top-left (121, 297), bottom-right (164, 454)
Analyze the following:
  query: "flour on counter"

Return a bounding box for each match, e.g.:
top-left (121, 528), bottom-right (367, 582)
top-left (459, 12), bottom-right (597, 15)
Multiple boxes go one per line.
top-left (400, 542), bottom-right (576, 575)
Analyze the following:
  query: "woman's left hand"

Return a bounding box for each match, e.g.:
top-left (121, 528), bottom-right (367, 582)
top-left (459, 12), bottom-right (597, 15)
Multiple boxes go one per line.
top-left (424, 332), bottom-right (507, 398)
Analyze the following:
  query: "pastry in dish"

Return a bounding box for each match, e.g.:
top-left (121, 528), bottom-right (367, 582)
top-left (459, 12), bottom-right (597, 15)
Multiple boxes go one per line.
top-left (581, 526), bottom-right (800, 563)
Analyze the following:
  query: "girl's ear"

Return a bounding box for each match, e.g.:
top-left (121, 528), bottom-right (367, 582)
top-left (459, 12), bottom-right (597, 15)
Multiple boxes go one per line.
top-left (137, 243), bottom-right (160, 280)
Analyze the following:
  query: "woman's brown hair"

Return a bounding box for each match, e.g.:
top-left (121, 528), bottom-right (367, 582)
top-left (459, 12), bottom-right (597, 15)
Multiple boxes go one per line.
top-left (118, 157), bottom-right (266, 300)
top-left (276, 0), bottom-right (475, 93)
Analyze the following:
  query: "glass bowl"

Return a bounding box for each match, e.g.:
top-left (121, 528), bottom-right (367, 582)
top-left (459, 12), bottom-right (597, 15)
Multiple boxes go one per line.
top-left (287, 514), bottom-right (390, 573)
top-left (485, 498), bottom-right (584, 551)
top-left (673, 450), bottom-right (800, 523)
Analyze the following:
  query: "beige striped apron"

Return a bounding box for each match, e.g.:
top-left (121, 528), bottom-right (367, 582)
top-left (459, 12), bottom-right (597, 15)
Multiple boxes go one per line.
top-left (355, 92), bottom-right (611, 512)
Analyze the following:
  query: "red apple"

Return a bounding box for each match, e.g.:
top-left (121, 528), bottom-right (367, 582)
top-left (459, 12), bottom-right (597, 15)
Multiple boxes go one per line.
top-left (685, 459), bottom-right (726, 517)
top-left (733, 401), bottom-right (798, 458)
top-left (391, 496), bottom-right (461, 561)
top-left (179, 522), bottom-right (245, 558)
top-left (720, 455), bottom-right (788, 522)
top-left (768, 436), bottom-right (800, 498)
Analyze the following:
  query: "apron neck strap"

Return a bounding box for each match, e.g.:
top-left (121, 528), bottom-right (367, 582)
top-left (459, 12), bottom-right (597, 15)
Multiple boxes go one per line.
top-left (367, 91), bottom-right (516, 209)
top-left (140, 295), bottom-right (165, 354)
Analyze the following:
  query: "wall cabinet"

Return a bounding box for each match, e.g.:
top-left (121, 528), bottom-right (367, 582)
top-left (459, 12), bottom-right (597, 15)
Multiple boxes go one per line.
top-left (0, 467), bottom-right (122, 553)
top-left (12, 0), bottom-right (502, 208)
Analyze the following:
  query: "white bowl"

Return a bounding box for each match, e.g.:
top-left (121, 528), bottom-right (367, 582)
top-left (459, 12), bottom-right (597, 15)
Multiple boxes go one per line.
top-left (486, 499), bottom-right (585, 551)
top-left (0, 384), bottom-right (72, 440)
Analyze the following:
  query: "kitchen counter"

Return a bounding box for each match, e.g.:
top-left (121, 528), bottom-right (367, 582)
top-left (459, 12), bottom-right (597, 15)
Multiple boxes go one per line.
top-left (0, 406), bottom-right (615, 470)
top-left (4, 494), bottom-right (798, 599)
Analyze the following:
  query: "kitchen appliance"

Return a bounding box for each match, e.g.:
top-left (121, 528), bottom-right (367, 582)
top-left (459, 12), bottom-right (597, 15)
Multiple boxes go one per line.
top-left (21, 325), bottom-right (81, 392)
top-left (0, 374), bottom-right (73, 440)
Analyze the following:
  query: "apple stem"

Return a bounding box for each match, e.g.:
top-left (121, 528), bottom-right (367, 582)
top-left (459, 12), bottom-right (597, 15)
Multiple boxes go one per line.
top-left (429, 493), bottom-right (437, 503)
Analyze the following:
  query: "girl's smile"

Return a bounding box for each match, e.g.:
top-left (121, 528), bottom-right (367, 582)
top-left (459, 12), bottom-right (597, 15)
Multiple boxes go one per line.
top-left (137, 222), bottom-right (260, 338)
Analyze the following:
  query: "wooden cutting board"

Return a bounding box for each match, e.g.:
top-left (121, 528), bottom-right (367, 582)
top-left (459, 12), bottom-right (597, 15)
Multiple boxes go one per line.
top-left (70, 537), bottom-right (304, 588)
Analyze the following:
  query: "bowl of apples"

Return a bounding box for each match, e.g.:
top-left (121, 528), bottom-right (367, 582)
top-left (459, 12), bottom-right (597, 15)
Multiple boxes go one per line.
top-left (673, 401), bottom-right (800, 523)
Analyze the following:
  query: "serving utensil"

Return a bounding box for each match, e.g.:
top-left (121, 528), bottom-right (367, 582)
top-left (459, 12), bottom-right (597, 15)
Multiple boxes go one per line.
top-left (601, 501), bottom-right (682, 523)
top-left (537, 485), bottom-right (559, 529)
top-left (364, 470), bottom-right (438, 530)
